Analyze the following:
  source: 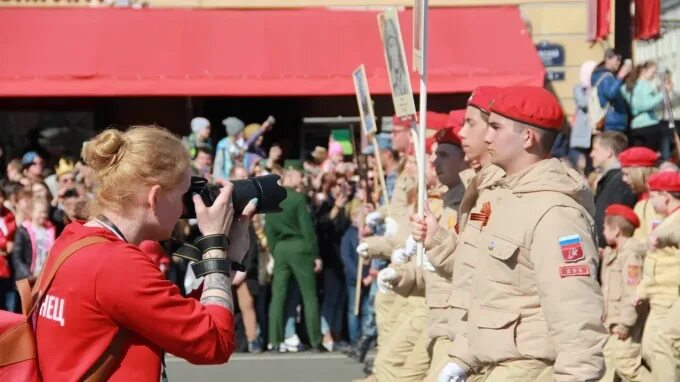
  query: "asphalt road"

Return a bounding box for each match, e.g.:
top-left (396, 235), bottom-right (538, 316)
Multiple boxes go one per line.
top-left (166, 352), bottom-right (370, 382)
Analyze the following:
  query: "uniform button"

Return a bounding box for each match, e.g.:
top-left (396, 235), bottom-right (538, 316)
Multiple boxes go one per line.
top-left (488, 241), bottom-right (495, 250)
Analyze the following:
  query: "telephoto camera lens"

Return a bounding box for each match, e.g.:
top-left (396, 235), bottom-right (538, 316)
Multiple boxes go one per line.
top-left (182, 174), bottom-right (287, 219)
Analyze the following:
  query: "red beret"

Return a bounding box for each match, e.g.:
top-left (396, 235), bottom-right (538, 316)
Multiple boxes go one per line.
top-left (426, 111), bottom-right (449, 130)
top-left (446, 110), bottom-right (465, 129)
top-left (619, 147), bottom-right (659, 168)
top-left (434, 124), bottom-right (462, 147)
top-left (648, 171), bottom-right (680, 192)
top-left (392, 114), bottom-right (412, 128)
top-left (605, 204), bottom-right (640, 229)
top-left (425, 136), bottom-right (436, 155)
top-left (490, 86), bottom-right (565, 131)
top-left (468, 86), bottom-right (500, 114)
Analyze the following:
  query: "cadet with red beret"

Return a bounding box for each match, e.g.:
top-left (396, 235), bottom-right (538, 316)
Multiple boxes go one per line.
top-left (412, 86), bottom-right (503, 382)
top-left (638, 171), bottom-right (680, 378)
top-left (618, 146), bottom-right (662, 243)
top-left (600, 204), bottom-right (648, 382)
top-left (379, 110), bottom-right (469, 381)
top-left (439, 86), bottom-right (606, 381)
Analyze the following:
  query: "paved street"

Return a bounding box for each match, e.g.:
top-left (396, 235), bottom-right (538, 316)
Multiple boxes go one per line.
top-left (166, 352), bottom-right (370, 382)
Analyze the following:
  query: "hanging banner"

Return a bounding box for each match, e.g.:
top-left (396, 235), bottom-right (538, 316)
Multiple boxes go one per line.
top-left (378, 7), bottom-right (417, 118)
top-left (352, 64), bottom-right (378, 136)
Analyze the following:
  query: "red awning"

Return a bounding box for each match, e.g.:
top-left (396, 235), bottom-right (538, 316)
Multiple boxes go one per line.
top-left (0, 7), bottom-right (544, 97)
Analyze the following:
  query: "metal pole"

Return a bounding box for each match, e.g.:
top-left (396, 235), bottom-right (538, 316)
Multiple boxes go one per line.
top-left (415, 0), bottom-right (428, 267)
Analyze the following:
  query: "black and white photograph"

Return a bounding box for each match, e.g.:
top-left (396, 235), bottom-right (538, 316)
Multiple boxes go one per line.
top-left (352, 65), bottom-right (377, 136)
top-left (378, 8), bottom-right (416, 117)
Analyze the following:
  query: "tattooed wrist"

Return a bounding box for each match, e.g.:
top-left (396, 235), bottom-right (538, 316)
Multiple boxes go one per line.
top-left (200, 272), bottom-right (233, 312)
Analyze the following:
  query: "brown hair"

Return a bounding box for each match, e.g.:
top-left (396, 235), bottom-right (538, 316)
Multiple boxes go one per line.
top-left (82, 126), bottom-right (190, 216)
top-left (625, 60), bottom-right (657, 92)
top-left (605, 215), bottom-right (635, 238)
top-left (595, 131), bottom-right (628, 156)
top-left (625, 167), bottom-right (657, 194)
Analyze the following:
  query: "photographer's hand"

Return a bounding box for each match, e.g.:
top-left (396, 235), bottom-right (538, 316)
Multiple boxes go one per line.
top-left (194, 182), bottom-right (235, 239)
top-left (194, 183), bottom-right (236, 312)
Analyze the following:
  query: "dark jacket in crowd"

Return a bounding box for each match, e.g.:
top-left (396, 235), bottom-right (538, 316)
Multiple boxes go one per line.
top-left (314, 196), bottom-right (350, 271)
top-left (591, 66), bottom-right (628, 132)
top-left (594, 168), bottom-right (637, 247)
top-left (11, 226), bottom-right (32, 281)
top-left (340, 226), bottom-right (368, 285)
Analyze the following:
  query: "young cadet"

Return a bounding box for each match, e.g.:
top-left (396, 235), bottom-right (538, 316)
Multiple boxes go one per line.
top-left (412, 86), bottom-right (502, 382)
top-left (644, 171), bottom-right (680, 381)
top-left (618, 146), bottom-right (661, 241)
top-left (640, 171), bottom-right (680, 378)
top-left (378, 111), bottom-right (468, 381)
top-left (439, 86), bottom-right (607, 382)
top-left (600, 204), bottom-right (648, 381)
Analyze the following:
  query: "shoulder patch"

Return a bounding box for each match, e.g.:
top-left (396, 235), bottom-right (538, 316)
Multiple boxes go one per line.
top-left (559, 234), bottom-right (585, 262)
top-left (559, 264), bottom-right (590, 278)
top-left (627, 265), bottom-right (641, 285)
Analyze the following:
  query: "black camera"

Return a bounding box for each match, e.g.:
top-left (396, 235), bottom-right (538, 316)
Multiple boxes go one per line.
top-left (182, 174), bottom-right (287, 219)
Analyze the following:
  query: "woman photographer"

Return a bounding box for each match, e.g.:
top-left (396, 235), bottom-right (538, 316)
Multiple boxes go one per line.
top-left (35, 126), bottom-right (257, 381)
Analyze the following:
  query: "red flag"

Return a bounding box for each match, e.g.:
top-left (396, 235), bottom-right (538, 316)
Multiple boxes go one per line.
top-left (587, 0), bottom-right (611, 42)
top-left (635, 0), bottom-right (661, 41)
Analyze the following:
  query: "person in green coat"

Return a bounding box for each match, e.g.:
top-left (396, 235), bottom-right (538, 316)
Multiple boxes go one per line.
top-left (265, 164), bottom-right (322, 350)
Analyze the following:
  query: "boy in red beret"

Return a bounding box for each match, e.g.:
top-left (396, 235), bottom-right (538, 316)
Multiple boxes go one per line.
top-left (600, 204), bottom-right (648, 382)
top-left (641, 171), bottom-right (680, 379)
top-left (439, 86), bottom-right (606, 382)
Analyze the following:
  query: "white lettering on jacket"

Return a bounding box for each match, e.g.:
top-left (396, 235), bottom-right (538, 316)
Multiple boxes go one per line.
top-left (39, 294), bottom-right (65, 327)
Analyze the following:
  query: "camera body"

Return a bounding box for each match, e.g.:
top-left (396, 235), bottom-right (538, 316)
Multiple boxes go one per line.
top-left (182, 174), bottom-right (287, 219)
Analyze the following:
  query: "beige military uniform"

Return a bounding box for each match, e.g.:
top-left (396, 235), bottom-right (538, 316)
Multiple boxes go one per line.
top-left (418, 165), bottom-right (504, 381)
top-left (600, 239), bottom-right (648, 382)
top-left (651, 296), bottom-right (680, 382)
top-left (449, 159), bottom-right (607, 381)
top-left (633, 197), bottom-right (663, 243)
top-left (386, 184), bottom-right (465, 381)
top-left (637, 209), bottom-right (680, 367)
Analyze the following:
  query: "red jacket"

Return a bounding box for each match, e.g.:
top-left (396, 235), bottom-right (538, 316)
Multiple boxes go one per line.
top-left (36, 222), bottom-right (235, 382)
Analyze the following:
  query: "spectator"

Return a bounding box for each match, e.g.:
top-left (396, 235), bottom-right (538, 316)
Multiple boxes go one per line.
top-left (6, 159), bottom-right (23, 183)
top-left (213, 117), bottom-right (246, 182)
top-left (11, 197), bottom-right (55, 282)
top-left (570, 61), bottom-right (598, 163)
top-left (230, 165), bottom-right (263, 353)
top-left (51, 188), bottom-right (83, 235)
top-left (340, 203), bottom-right (371, 345)
top-left (265, 165), bottom-right (322, 352)
top-left (21, 151), bottom-right (45, 183)
top-left (591, 49), bottom-right (633, 133)
top-left (45, 158), bottom-right (76, 201)
top-left (590, 131), bottom-right (637, 247)
top-left (315, 175), bottom-right (351, 352)
top-left (182, 117), bottom-right (213, 159)
top-left (192, 147), bottom-right (213, 179)
top-left (0, 188), bottom-right (17, 312)
top-left (243, 118), bottom-right (274, 173)
top-left (621, 60), bottom-right (673, 155)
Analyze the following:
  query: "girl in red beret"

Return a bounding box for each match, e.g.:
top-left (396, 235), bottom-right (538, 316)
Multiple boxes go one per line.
top-left (619, 147), bottom-right (663, 242)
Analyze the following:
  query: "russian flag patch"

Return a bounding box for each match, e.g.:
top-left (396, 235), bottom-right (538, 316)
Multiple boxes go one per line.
top-left (558, 234), bottom-right (584, 262)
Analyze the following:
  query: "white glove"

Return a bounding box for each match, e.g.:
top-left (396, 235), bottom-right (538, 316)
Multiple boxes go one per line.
top-left (377, 267), bottom-right (398, 293)
top-left (385, 217), bottom-right (399, 237)
top-left (422, 254), bottom-right (435, 272)
top-left (357, 242), bottom-right (370, 258)
top-left (266, 256), bottom-right (274, 276)
top-left (438, 362), bottom-right (466, 382)
top-left (365, 211), bottom-right (384, 227)
top-left (405, 235), bottom-right (418, 257)
top-left (391, 248), bottom-right (409, 264)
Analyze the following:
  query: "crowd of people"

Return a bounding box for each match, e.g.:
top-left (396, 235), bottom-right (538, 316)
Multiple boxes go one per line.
top-left (1, 48), bottom-right (679, 382)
